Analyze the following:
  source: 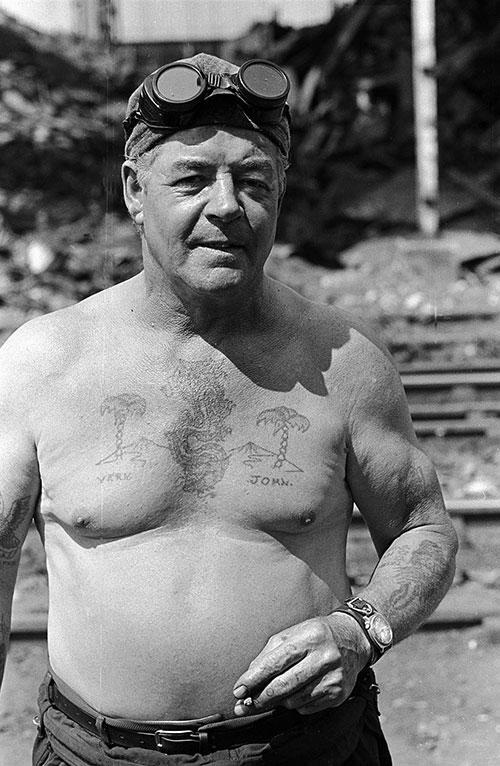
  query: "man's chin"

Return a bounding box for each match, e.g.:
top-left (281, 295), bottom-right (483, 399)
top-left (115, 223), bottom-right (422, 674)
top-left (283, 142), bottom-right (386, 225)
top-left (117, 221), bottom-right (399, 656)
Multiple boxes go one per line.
top-left (194, 245), bottom-right (246, 264)
top-left (198, 267), bottom-right (250, 294)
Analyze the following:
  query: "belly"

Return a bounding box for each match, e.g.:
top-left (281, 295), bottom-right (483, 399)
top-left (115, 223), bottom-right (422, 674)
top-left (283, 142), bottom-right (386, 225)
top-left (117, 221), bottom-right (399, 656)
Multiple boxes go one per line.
top-left (46, 523), bottom-right (347, 719)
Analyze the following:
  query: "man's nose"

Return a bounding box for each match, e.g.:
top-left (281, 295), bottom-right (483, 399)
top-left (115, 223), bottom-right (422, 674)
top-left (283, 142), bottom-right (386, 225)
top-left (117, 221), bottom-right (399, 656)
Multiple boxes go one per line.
top-left (205, 175), bottom-right (242, 222)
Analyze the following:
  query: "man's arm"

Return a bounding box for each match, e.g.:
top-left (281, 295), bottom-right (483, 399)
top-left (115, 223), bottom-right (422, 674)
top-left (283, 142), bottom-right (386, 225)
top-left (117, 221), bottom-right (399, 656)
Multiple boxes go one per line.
top-left (0, 326), bottom-right (42, 688)
top-left (233, 334), bottom-right (457, 715)
top-left (345, 409), bottom-right (457, 645)
top-left (338, 336), bottom-right (458, 645)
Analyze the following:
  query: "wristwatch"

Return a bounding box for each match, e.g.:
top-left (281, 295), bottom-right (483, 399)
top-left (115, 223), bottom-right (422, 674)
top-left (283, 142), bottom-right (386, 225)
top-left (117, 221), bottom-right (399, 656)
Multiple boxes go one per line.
top-left (334, 596), bottom-right (393, 665)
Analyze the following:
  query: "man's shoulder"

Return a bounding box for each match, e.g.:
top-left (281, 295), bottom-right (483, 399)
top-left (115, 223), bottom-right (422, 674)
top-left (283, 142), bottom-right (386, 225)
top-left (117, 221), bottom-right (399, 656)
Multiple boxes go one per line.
top-left (275, 284), bottom-right (401, 408)
top-left (0, 276), bottom-right (141, 382)
top-left (325, 304), bottom-right (393, 363)
top-left (281, 294), bottom-right (410, 434)
top-left (279, 284), bottom-right (393, 364)
top-left (0, 299), bottom-right (97, 383)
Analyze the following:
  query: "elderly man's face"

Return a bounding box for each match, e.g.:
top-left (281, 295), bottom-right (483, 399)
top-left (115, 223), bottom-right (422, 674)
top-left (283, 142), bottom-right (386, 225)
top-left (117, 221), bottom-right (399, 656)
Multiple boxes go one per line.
top-left (131, 125), bottom-right (282, 300)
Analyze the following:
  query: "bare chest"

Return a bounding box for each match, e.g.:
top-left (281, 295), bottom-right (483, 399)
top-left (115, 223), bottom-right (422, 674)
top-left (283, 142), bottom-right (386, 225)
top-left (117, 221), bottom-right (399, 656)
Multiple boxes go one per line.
top-left (37, 357), bottom-right (350, 537)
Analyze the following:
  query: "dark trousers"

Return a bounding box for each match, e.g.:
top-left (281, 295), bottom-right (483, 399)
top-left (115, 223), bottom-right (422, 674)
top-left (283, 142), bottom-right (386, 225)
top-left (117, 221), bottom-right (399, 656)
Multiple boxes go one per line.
top-left (32, 671), bottom-right (392, 766)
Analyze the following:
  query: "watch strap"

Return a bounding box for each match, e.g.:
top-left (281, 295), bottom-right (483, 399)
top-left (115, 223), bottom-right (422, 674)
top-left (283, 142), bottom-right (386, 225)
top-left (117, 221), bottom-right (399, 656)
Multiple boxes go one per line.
top-left (334, 606), bottom-right (379, 665)
top-left (334, 597), bottom-right (393, 665)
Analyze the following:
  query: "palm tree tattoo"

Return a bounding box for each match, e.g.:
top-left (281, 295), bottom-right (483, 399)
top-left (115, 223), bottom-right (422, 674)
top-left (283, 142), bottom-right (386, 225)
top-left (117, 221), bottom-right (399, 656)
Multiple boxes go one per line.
top-left (99, 394), bottom-right (147, 462)
top-left (257, 406), bottom-right (310, 469)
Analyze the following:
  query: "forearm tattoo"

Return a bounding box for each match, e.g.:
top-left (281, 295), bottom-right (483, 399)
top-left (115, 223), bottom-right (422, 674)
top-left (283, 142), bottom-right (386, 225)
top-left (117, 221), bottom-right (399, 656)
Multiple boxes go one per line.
top-left (0, 492), bottom-right (32, 566)
top-left (375, 539), bottom-right (451, 611)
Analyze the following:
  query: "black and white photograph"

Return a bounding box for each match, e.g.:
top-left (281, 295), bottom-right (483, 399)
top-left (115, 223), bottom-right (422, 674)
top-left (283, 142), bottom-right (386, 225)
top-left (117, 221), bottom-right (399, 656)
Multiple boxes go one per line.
top-left (0, 1), bottom-right (499, 764)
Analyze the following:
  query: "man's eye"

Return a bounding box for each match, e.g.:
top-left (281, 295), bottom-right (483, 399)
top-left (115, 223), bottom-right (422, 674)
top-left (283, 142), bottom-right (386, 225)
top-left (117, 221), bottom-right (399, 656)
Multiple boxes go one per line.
top-left (241, 177), bottom-right (270, 191)
top-left (175, 175), bottom-right (205, 187)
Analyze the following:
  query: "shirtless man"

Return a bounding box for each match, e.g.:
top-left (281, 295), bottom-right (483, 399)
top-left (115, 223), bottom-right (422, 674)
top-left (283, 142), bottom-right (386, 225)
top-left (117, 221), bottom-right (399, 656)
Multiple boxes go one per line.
top-left (0, 54), bottom-right (457, 766)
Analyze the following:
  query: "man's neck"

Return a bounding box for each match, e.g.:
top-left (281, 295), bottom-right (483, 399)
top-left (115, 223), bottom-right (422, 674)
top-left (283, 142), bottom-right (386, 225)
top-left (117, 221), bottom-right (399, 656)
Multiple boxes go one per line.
top-left (132, 270), bottom-right (275, 343)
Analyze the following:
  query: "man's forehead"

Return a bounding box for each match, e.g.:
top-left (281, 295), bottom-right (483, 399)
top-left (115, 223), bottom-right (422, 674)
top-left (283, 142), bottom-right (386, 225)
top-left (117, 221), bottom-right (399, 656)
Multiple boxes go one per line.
top-left (153, 125), bottom-right (278, 166)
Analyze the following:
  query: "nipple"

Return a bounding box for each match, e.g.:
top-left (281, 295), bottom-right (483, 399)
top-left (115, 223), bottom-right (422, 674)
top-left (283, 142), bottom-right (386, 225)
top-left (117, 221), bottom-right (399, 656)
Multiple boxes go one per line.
top-left (300, 511), bottom-right (316, 527)
top-left (75, 516), bottom-right (88, 528)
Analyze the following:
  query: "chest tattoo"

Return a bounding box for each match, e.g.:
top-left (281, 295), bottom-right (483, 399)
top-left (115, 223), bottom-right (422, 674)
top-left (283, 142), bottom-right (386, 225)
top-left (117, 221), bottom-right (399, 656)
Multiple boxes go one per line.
top-left (162, 359), bottom-right (235, 497)
top-left (95, 366), bottom-right (314, 496)
top-left (98, 394), bottom-right (147, 465)
top-left (256, 406), bottom-right (310, 469)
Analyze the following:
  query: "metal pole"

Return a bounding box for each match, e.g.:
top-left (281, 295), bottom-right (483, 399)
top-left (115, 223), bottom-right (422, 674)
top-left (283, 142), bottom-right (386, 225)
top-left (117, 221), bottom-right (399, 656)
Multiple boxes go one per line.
top-left (411, 0), bottom-right (439, 236)
top-left (98, 0), bottom-right (116, 46)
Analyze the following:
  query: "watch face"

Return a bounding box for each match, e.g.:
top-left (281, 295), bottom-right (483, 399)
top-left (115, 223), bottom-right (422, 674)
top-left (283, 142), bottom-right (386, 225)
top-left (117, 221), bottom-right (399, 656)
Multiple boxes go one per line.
top-left (370, 613), bottom-right (393, 648)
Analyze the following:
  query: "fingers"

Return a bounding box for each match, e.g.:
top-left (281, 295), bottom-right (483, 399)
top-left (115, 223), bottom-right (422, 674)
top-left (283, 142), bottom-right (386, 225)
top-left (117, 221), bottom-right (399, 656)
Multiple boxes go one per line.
top-left (232, 618), bottom-right (357, 717)
top-left (234, 652), bottom-right (345, 714)
top-left (233, 620), bottom-right (338, 703)
top-left (248, 658), bottom-right (319, 708)
top-left (234, 667), bottom-right (351, 717)
top-left (233, 638), bottom-right (307, 703)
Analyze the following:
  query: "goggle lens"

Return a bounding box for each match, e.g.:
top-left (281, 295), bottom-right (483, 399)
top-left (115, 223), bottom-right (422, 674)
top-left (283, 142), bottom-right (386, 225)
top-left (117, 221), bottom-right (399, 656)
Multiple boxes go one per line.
top-left (240, 61), bottom-right (289, 104)
top-left (154, 64), bottom-right (205, 108)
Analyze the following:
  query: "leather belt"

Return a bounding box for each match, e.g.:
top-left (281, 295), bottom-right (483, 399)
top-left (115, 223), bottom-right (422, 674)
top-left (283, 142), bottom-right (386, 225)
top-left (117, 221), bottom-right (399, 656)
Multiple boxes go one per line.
top-left (48, 680), bottom-right (303, 755)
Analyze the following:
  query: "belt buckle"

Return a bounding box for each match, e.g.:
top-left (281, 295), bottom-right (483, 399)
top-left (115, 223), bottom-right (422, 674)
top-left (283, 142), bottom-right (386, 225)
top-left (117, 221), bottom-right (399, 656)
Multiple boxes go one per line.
top-left (154, 728), bottom-right (206, 752)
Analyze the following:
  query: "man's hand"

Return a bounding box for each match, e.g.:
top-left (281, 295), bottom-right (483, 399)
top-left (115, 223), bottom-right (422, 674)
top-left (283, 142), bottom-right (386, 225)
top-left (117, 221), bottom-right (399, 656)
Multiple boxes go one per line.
top-left (233, 613), bottom-right (371, 716)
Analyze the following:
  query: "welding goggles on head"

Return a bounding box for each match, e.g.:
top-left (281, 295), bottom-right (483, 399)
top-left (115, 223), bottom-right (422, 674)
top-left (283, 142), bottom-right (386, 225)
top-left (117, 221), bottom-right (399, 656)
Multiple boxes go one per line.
top-left (123, 59), bottom-right (290, 139)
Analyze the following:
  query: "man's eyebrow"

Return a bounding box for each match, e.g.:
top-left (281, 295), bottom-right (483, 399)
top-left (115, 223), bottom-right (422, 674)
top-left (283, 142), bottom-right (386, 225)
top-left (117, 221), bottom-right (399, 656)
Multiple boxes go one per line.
top-left (238, 158), bottom-right (275, 173)
top-left (167, 157), bottom-right (275, 174)
top-left (168, 158), bottom-right (212, 173)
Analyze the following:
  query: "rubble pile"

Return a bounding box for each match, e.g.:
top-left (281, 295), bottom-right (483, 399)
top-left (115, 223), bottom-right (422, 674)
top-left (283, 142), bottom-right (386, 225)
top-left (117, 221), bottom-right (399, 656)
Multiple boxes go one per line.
top-left (226, 0), bottom-right (500, 262)
top-left (0, 10), bottom-right (136, 231)
top-left (0, 10), bottom-right (138, 327)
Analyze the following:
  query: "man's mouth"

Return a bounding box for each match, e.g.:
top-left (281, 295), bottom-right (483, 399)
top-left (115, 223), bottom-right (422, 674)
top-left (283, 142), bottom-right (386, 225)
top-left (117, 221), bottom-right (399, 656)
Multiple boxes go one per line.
top-left (199, 241), bottom-right (243, 250)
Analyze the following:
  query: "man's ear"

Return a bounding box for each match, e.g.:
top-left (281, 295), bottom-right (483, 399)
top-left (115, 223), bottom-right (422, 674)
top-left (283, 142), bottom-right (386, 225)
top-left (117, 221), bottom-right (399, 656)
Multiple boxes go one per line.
top-left (122, 161), bottom-right (144, 226)
top-left (277, 180), bottom-right (287, 216)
